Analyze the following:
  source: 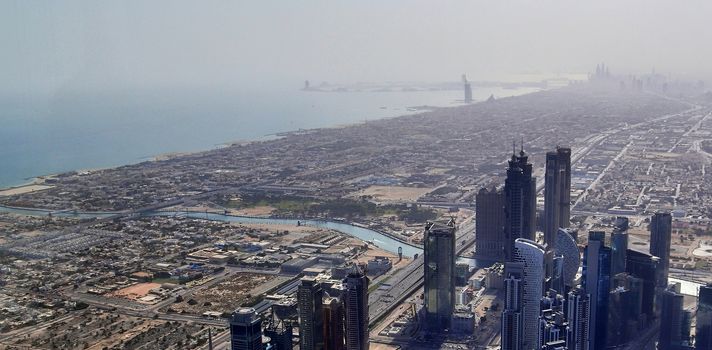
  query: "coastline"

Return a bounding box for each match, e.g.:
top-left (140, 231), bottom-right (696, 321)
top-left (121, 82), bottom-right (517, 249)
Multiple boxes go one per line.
top-left (0, 85), bottom-right (541, 191)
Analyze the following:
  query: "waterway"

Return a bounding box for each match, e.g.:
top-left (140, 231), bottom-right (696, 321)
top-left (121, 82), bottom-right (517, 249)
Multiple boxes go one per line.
top-left (0, 205), bottom-right (425, 257)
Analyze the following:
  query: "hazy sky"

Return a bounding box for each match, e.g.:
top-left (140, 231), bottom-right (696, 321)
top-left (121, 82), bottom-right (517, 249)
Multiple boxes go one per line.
top-left (2, 1), bottom-right (712, 94)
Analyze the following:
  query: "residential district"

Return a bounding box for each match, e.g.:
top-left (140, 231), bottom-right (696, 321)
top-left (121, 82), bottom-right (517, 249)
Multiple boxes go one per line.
top-left (3, 70), bottom-right (712, 349)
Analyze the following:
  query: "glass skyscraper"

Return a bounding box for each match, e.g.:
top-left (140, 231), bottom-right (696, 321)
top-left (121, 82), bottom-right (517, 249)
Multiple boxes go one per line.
top-left (582, 231), bottom-right (611, 350)
top-left (423, 219), bottom-right (456, 332)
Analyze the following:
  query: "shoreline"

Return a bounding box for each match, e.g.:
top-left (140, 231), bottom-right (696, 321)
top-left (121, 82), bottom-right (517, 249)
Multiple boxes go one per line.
top-left (0, 86), bottom-right (541, 192)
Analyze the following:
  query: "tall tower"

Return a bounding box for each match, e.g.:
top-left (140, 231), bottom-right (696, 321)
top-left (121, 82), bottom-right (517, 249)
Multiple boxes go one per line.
top-left (229, 308), bottom-right (263, 350)
top-left (543, 147), bottom-right (572, 249)
top-left (513, 238), bottom-right (546, 350)
top-left (659, 283), bottom-right (685, 350)
top-left (344, 266), bottom-right (369, 350)
top-left (501, 262), bottom-right (524, 350)
top-left (626, 250), bottom-right (659, 322)
top-left (504, 146), bottom-right (537, 261)
top-left (555, 228), bottom-right (581, 291)
top-left (566, 287), bottom-right (590, 350)
top-left (610, 217), bottom-right (629, 277)
top-left (322, 296), bottom-right (345, 350)
top-left (474, 187), bottom-right (506, 262)
top-left (650, 212), bottom-right (672, 288)
top-left (463, 74), bottom-right (473, 103)
top-left (298, 276), bottom-right (324, 350)
top-left (697, 284), bottom-right (712, 350)
top-left (582, 231), bottom-right (611, 350)
top-left (423, 219), bottom-right (456, 332)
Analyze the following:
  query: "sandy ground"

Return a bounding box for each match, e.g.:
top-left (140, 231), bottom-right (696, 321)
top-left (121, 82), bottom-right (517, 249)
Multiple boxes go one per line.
top-left (226, 206), bottom-right (275, 217)
top-left (110, 283), bottom-right (161, 300)
top-left (0, 184), bottom-right (53, 196)
top-left (348, 185), bottom-right (433, 203)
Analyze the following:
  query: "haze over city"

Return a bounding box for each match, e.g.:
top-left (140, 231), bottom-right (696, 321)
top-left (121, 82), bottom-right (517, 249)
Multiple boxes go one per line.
top-left (2, 2), bottom-right (712, 350)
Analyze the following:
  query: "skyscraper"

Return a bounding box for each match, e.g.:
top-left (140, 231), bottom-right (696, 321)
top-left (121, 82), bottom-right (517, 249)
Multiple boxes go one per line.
top-left (423, 219), bottom-right (456, 332)
top-left (697, 284), bottom-right (712, 350)
top-left (566, 287), bottom-right (590, 350)
top-left (474, 187), bottom-right (506, 262)
top-left (543, 147), bottom-right (571, 249)
top-left (298, 276), bottom-right (324, 350)
top-left (650, 212), bottom-right (672, 288)
top-left (322, 296), bottom-right (345, 350)
top-left (555, 227), bottom-right (580, 291)
top-left (659, 283), bottom-right (685, 350)
top-left (582, 231), bottom-right (611, 350)
top-left (229, 308), bottom-right (263, 350)
top-left (611, 217), bottom-right (629, 277)
top-left (344, 266), bottom-right (369, 350)
top-left (626, 249), bottom-right (659, 322)
top-left (504, 147), bottom-right (536, 261)
top-left (513, 238), bottom-right (546, 350)
top-left (502, 262), bottom-right (524, 350)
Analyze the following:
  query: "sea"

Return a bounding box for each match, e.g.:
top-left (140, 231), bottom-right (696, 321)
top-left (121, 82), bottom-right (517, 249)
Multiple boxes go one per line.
top-left (0, 85), bottom-right (539, 188)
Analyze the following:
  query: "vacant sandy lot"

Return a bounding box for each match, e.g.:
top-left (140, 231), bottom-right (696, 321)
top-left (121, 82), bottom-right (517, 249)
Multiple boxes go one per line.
top-left (0, 184), bottom-right (53, 196)
top-left (111, 283), bottom-right (161, 300)
top-left (349, 185), bottom-right (433, 203)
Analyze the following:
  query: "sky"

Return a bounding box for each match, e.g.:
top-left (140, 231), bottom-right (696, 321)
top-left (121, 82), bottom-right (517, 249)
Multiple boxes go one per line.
top-left (2, 1), bottom-right (712, 94)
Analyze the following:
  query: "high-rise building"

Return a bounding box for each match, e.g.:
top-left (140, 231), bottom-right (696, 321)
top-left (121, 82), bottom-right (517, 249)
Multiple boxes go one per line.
top-left (298, 277), bottom-right (324, 350)
top-left (502, 262), bottom-right (524, 350)
top-left (626, 249), bottom-right (659, 323)
top-left (566, 287), bottom-right (590, 350)
top-left (464, 82), bottom-right (473, 103)
top-left (650, 212), bottom-right (672, 288)
top-left (513, 238), bottom-right (546, 350)
top-left (582, 231), bottom-right (611, 350)
top-left (697, 284), bottom-right (712, 350)
top-left (474, 187), bottom-right (506, 262)
top-left (230, 308), bottom-right (263, 350)
top-left (538, 308), bottom-right (566, 350)
top-left (322, 296), bottom-right (344, 350)
top-left (504, 147), bottom-right (537, 261)
top-left (344, 267), bottom-right (369, 350)
top-left (555, 228), bottom-right (581, 291)
top-left (423, 219), bottom-right (456, 332)
top-left (659, 283), bottom-right (685, 350)
top-left (543, 147), bottom-right (571, 249)
top-left (611, 217), bottom-right (629, 277)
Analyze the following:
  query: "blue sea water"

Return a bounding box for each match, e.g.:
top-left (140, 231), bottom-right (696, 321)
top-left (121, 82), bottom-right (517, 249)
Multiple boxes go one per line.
top-left (0, 86), bottom-right (537, 188)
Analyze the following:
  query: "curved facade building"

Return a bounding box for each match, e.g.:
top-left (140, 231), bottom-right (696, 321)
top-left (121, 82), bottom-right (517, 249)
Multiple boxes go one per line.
top-left (555, 228), bottom-right (581, 288)
top-left (513, 238), bottom-right (545, 350)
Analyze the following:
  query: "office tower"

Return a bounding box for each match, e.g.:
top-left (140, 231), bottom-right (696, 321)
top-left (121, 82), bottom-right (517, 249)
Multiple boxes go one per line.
top-left (626, 250), bottom-right (659, 322)
top-left (543, 147), bottom-right (571, 249)
top-left (659, 283), bottom-right (685, 350)
top-left (606, 286), bottom-right (631, 347)
top-left (229, 308), bottom-right (263, 350)
top-left (298, 276), bottom-right (324, 350)
top-left (474, 187), bottom-right (506, 262)
top-left (611, 217), bottom-right (629, 277)
top-left (464, 82), bottom-right (473, 103)
top-left (566, 287), bottom-right (590, 350)
top-left (650, 212), bottom-right (672, 288)
top-left (344, 267), bottom-right (369, 350)
top-left (555, 228), bottom-right (581, 291)
top-left (504, 147), bottom-right (537, 261)
top-left (322, 296), bottom-right (344, 350)
top-left (582, 231), bottom-right (611, 350)
top-left (513, 238), bottom-right (546, 349)
top-left (502, 262), bottom-right (524, 350)
top-left (423, 219), bottom-right (456, 332)
top-left (698, 284), bottom-right (712, 350)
